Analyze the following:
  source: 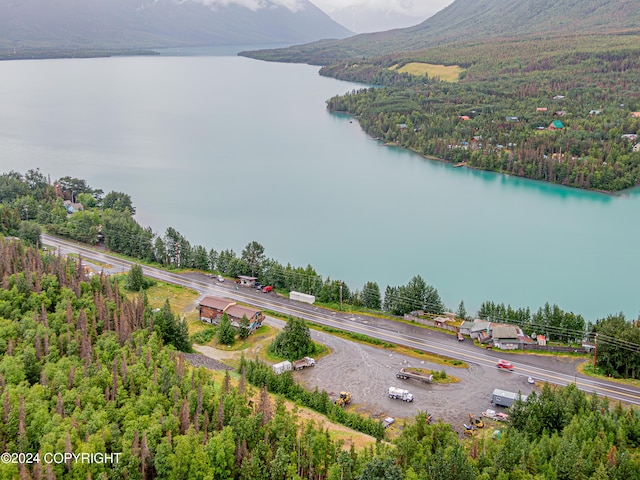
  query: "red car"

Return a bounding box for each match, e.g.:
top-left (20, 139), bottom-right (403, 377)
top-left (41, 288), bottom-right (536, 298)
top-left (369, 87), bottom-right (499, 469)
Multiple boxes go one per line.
top-left (262, 286), bottom-right (273, 293)
top-left (497, 359), bottom-right (514, 370)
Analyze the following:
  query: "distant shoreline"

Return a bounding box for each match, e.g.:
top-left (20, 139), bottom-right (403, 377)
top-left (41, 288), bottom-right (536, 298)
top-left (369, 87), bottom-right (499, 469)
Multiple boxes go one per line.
top-left (0, 48), bottom-right (159, 62)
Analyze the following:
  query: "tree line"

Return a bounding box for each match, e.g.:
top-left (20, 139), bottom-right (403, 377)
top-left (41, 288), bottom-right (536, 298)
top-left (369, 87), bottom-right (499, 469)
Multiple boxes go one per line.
top-left (2, 169), bottom-right (640, 378)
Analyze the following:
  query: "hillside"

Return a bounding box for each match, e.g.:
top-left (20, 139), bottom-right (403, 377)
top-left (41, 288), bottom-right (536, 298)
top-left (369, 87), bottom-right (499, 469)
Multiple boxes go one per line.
top-left (240, 0), bottom-right (640, 64)
top-left (0, 0), bottom-right (353, 58)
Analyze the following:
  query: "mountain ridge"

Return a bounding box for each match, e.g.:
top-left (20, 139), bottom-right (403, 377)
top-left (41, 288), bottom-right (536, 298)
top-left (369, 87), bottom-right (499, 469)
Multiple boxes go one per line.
top-left (0, 0), bottom-right (353, 54)
top-left (240, 0), bottom-right (640, 65)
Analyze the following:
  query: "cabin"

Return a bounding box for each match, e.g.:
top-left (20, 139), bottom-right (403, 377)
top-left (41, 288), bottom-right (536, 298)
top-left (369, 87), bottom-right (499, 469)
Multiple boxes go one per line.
top-left (548, 120), bottom-right (564, 130)
top-left (506, 116), bottom-right (520, 123)
top-left (631, 112), bottom-right (640, 118)
top-left (536, 107), bottom-right (547, 112)
top-left (458, 115), bottom-right (471, 121)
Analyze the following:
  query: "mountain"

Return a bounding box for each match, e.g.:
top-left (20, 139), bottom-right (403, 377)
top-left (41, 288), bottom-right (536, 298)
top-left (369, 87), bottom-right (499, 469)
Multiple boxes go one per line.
top-left (241, 0), bottom-right (640, 64)
top-left (0, 0), bottom-right (353, 53)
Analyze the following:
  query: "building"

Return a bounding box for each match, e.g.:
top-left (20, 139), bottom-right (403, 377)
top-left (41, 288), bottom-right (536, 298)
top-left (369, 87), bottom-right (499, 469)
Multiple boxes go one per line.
top-left (237, 275), bottom-right (258, 287)
top-left (198, 296), bottom-right (264, 333)
top-left (490, 325), bottom-right (521, 350)
top-left (548, 120), bottom-right (564, 130)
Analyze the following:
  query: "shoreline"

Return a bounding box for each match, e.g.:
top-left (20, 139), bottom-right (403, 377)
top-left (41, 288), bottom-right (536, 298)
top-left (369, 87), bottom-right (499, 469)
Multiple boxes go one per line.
top-left (379, 137), bottom-right (624, 197)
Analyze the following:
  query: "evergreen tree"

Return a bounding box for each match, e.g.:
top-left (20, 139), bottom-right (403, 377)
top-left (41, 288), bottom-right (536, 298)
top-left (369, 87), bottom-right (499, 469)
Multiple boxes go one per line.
top-left (154, 299), bottom-right (192, 352)
top-left (269, 316), bottom-right (314, 360)
top-left (362, 281), bottom-right (382, 310)
top-left (217, 313), bottom-right (236, 346)
top-left (126, 263), bottom-right (145, 291)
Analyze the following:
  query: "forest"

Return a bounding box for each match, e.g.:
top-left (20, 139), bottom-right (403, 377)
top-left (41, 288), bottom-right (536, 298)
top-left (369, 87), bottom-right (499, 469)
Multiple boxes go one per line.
top-left (323, 35), bottom-right (640, 192)
top-left (1, 222), bottom-right (640, 478)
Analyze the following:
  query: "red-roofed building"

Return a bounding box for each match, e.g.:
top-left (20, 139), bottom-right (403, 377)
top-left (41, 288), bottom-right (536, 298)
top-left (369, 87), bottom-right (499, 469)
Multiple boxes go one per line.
top-left (198, 296), bottom-right (264, 333)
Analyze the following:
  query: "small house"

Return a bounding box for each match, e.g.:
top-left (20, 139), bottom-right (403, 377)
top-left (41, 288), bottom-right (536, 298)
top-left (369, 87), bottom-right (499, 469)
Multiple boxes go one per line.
top-left (553, 95), bottom-right (565, 100)
top-left (548, 120), bottom-right (564, 130)
top-left (459, 320), bottom-right (475, 336)
top-left (397, 123), bottom-right (408, 130)
top-left (506, 116), bottom-right (520, 123)
top-left (237, 275), bottom-right (257, 287)
top-left (536, 334), bottom-right (547, 346)
top-left (490, 325), bottom-right (521, 350)
top-left (458, 115), bottom-right (471, 121)
top-left (554, 110), bottom-right (566, 116)
top-left (536, 107), bottom-right (548, 112)
top-left (621, 134), bottom-right (638, 141)
top-left (589, 110), bottom-right (601, 116)
top-left (634, 143), bottom-right (640, 152)
top-left (470, 320), bottom-right (491, 340)
top-left (631, 112), bottom-right (640, 118)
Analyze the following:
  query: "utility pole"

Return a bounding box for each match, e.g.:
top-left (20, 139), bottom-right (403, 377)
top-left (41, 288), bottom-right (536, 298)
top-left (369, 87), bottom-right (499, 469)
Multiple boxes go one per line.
top-left (339, 283), bottom-right (343, 311)
top-left (592, 333), bottom-right (598, 368)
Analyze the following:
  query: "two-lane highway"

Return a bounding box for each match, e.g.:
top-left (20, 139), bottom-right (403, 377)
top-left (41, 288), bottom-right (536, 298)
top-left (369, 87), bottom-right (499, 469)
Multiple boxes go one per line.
top-left (42, 234), bottom-right (640, 406)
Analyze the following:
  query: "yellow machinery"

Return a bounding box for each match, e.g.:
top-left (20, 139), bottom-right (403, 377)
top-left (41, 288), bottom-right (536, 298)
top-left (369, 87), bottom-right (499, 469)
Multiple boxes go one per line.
top-left (463, 423), bottom-right (477, 436)
top-left (335, 391), bottom-right (352, 407)
top-left (469, 413), bottom-right (484, 428)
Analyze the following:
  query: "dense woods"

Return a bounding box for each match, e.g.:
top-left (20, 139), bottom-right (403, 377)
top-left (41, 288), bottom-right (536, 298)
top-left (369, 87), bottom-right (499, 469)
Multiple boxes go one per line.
top-left (323, 36), bottom-right (640, 192)
top-left (1, 238), bottom-right (639, 478)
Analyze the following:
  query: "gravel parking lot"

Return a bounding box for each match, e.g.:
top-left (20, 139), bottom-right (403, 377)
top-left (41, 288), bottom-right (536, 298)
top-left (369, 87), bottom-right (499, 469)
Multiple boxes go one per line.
top-left (300, 328), bottom-right (548, 434)
top-left (194, 314), bottom-right (584, 435)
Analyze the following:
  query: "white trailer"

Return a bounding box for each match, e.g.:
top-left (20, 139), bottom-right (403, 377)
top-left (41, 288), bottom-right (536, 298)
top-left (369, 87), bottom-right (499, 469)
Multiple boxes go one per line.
top-left (388, 386), bottom-right (414, 402)
top-left (290, 291), bottom-right (316, 304)
top-left (492, 388), bottom-right (528, 407)
top-left (272, 361), bottom-right (293, 374)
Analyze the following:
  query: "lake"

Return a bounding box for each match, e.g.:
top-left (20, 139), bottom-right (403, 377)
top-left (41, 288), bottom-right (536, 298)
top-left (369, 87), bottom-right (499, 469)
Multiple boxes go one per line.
top-left (0, 51), bottom-right (638, 322)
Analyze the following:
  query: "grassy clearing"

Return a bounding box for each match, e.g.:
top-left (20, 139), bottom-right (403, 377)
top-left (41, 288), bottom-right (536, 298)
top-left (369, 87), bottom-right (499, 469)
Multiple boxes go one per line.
top-left (145, 282), bottom-right (199, 312)
top-left (389, 62), bottom-right (463, 82)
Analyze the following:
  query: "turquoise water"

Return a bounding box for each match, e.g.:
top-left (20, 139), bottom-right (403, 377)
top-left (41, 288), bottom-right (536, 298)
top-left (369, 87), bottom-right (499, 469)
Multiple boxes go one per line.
top-left (0, 54), bottom-right (638, 321)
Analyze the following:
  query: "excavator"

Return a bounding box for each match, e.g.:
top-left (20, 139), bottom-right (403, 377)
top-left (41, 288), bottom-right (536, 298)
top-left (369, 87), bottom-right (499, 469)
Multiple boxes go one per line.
top-left (334, 391), bottom-right (352, 407)
top-left (469, 413), bottom-right (484, 428)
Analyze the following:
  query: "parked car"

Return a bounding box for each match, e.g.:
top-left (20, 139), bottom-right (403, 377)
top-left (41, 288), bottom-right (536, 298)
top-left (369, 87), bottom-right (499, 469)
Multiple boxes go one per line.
top-left (497, 359), bottom-right (514, 370)
top-left (217, 275), bottom-right (224, 282)
top-left (255, 283), bottom-right (264, 290)
top-left (457, 332), bottom-right (464, 341)
top-left (262, 286), bottom-right (273, 293)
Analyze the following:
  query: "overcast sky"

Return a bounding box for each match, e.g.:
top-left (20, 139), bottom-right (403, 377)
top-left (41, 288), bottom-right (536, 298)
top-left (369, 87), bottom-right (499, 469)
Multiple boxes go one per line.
top-left (311, 0), bottom-right (456, 33)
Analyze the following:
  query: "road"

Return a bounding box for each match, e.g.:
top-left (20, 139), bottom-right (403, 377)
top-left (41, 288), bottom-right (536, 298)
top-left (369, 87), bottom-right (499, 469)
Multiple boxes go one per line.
top-left (42, 233), bottom-right (640, 409)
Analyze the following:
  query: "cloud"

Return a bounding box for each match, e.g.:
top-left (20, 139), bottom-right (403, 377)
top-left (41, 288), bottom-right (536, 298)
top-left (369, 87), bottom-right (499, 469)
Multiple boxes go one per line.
top-left (188, 0), bottom-right (305, 12)
top-left (314, 0), bottom-right (451, 16)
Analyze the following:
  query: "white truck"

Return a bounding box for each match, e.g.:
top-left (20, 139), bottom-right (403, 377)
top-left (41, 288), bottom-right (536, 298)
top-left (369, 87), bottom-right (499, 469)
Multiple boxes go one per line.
top-left (292, 357), bottom-right (315, 370)
top-left (388, 386), bottom-right (414, 402)
top-left (272, 361), bottom-right (293, 374)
